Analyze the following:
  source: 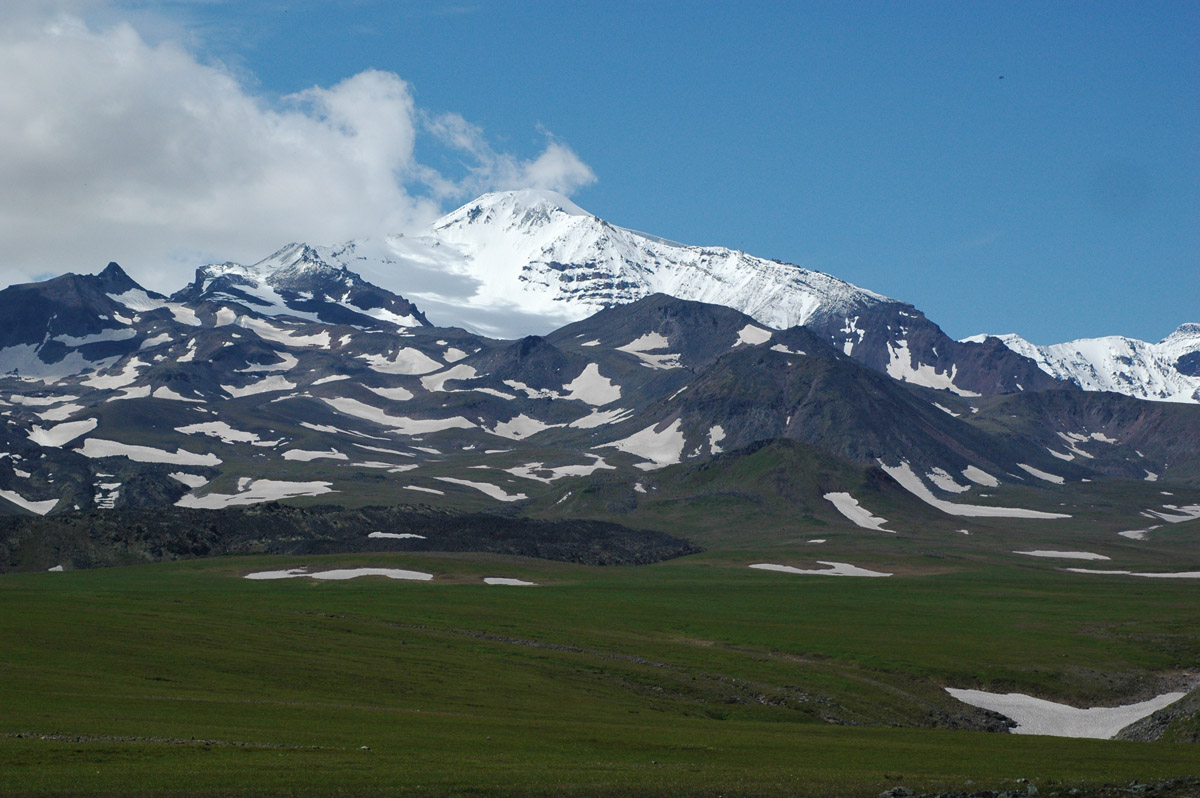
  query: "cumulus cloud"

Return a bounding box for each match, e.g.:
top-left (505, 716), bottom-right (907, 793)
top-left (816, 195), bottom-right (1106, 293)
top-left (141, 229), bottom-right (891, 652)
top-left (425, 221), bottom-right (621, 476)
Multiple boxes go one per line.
top-left (0, 10), bottom-right (595, 293)
top-left (424, 113), bottom-right (597, 198)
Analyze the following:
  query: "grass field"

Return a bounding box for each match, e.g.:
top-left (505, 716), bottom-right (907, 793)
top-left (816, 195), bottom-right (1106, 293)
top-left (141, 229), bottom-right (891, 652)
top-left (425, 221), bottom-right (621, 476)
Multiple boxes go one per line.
top-left (3, 547), bottom-right (1199, 796)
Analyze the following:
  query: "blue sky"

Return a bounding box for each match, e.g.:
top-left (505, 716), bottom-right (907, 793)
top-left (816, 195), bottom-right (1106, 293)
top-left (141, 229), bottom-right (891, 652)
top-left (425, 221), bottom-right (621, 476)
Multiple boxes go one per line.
top-left (3, 1), bottom-right (1196, 343)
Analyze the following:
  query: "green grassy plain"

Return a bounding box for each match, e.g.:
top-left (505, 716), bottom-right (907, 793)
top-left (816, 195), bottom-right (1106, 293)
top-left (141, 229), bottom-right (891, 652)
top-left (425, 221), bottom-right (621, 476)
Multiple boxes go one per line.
top-left (3, 547), bottom-right (1199, 796)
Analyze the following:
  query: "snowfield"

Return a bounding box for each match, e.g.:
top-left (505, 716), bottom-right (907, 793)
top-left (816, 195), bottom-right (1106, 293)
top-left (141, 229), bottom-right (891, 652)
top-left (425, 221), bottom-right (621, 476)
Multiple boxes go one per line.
top-left (946, 688), bottom-right (1186, 739)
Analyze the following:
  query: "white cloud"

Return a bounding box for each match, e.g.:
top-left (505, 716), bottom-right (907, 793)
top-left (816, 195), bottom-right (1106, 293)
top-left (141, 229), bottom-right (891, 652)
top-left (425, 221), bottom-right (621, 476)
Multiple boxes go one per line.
top-left (424, 113), bottom-right (596, 199)
top-left (0, 9), bottom-right (595, 294)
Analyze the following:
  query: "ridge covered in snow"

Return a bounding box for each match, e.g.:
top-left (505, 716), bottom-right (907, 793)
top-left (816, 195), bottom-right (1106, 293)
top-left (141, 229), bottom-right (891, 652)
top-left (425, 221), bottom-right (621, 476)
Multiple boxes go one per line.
top-left (964, 325), bottom-right (1200, 403)
top-left (319, 189), bottom-right (891, 339)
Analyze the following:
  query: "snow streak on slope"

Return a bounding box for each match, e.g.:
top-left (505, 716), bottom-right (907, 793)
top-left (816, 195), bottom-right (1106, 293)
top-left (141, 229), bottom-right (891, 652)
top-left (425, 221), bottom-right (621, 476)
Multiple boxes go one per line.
top-left (965, 324), bottom-right (1200, 403)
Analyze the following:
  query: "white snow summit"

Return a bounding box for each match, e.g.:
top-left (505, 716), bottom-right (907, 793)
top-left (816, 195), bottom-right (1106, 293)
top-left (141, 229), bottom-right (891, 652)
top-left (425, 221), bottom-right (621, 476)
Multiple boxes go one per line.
top-left (965, 324), bottom-right (1200, 403)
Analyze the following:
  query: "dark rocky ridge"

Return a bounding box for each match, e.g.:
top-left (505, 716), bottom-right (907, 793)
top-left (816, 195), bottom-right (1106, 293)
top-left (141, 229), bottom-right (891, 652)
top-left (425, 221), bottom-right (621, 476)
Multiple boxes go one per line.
top-left (0, 502), bottom-right (702, 572)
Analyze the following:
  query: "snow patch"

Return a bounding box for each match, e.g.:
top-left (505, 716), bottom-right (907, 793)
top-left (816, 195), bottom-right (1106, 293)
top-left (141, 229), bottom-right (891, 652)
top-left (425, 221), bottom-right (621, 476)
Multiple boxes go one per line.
top-left (885, 340), bottom-right (980, 396)
top-left (245, 567), bottom-right (432, 581)
top-left (1018, 463), bottom-right (1066, 484)
top-left (168, 472), bottom-right (209, 489)
top-left (282, 449), bottom-right (348, 462)
top-left (28, 418), bottom-right (98, 447)
top-left (434, 477), bottom-right (527, 502)
top-left (734, 324), bottom-right (772, 346)
top-left (222, 376), bottom-right (297, 398)
top-left (749, 562), bottom-right (892, 578)
top-left (1014, 550), bottom-right (1110, 561)
top-left (600, 419), bottom-right (686, 469)
top-left (961, 465), bottom-right (1000, 487)
top-left (80, 439), bottom-right (222, 466)
top-left (0, 488), bottom-right (58, 515)
top-left (823, 492), bottom-right (891, 532)
top-left (177, 479), bottom-right (333, 508)
top-left (617, 333), bottom-right (682, 370)
top-left (357, 348), bottom-right (441, 375)
top-left (926, 467), bottom-right (970, 493)
top-left (946, 688), bottom-right (1185, 739)
top-left (563, 363), bottom-right (621, 406)
top-left (882, 461), bottom-right (1069, 519)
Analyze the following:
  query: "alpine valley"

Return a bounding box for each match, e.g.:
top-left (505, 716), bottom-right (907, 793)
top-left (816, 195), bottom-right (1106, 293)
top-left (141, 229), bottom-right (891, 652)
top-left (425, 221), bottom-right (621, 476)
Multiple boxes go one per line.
top-left (3, 190), bottom-right (1200, 797)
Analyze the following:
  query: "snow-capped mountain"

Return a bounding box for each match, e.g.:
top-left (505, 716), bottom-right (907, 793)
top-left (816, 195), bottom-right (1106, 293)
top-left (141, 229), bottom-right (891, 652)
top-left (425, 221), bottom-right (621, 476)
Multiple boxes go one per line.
top-left (259, 189), bottom-right (1061, 397)
top-left (319, 189), bottom-right (892, 338)
top-left (965, 325), bottom-right (1200, 403)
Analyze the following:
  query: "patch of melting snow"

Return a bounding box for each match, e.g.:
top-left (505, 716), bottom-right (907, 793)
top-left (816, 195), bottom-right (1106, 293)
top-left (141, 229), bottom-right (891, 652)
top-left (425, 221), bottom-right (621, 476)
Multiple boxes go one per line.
top-left (9, 394), bottom-right (81, 407)
top-left (47, 565), bottom-right (64, 572)
top-left (484, 577), bottom-right (537, 586)
top-left (488, 414), bottom-right (560, 440)
top-left (35, 403), bottom-right (85, 422)
top-left (823, 492), bottom-right (892, 532)
top-left (434, 477), bottom-right (527, 502)
top-left (807, 539), bottom-right (826, 544)
top-left (403, 485), bottom-right (444, 495)
top-left (885, 340), bottom-right (981, 397)
top-left (175, 421), bottom-right (279, 447)
top-left (321, 397), bottom-right (477, 435)
top-left (368, 531), bottom-right (426, 540)
top-left (222, 376), bottom-right (297, 398)
top-left (882, 462), bottom-right (1068, 519)
top-left (0, 488), bottom-right (58, 515)
top-left (108, 385), bottom-right (152, 401)
top-left (708, 425), bottom-right (726, 454)
top-left (1018, 463), bottom-right (1066, 485)
top-left (569, 406), bottom-right (634, 429)
top-left (1144, 504), bottom-right (1200, 524)
top-left (932, 402), bottom-right (960, 417)
top-left (81, 439), bottom-right (222, 466)
top-left (600, 419), bottom-right (686, 469)
top-left (1067, 568), bottom-right (1200, 579)
top-left (961, 465), bottom-right (999, 487)
top-left (245, 567), bottom-right (433, 581)
top-left (770, 343), bottom-right (806, 356)
top-left (945, 687), bottom-right (1186, 739)
top-left (28, 418), bottom-right (97, 447)
top-left (926, 467), bottom-right (970, 493)
top-left (236, 316), bottom-right (330, 348)
top-left (1014, 550), bottom-right (1110, 561)
top-left (282, 449), bottom-right (348, 462)
top-left (152, 385), bottom-right (203, 403)
top-left (616, 332), bottom-right (683, 370)
top-left (749, 562), bottom-right (892, 578)
top-left (562, 363), bottom-right (621, 406)
top-left (357, 347), bottom-right (442, 375)
top-left (420, 364), bottom-right (477, 393)
top-left (365, 385), bottom-right (415, 402)
top-left (168, 472), bottom-right (209, 489)
top-left (505, 455), bottom-right (614, 483)
top-left (237, 352), bottom-right (299, 373)
top-left (82, 357), bottom-right (147, 389)
top-left (176, 479), bottom-right (333, 508)
top-left (734, 324), bottom-right (772, 346)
